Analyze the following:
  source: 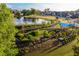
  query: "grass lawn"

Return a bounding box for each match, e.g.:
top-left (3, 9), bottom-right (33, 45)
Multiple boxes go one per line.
top-left (40, 39), bottom-right (77, 56)
top-left (24, 15), bottom-right (56, 20)
top-left (28, 39), bottom-right (77, 56)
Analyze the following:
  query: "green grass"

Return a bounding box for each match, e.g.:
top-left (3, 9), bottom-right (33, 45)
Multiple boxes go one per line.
top-left (24, 15), bottom-right (56, 20)
top-left (41, 39), bottom-right (77, 56)
top-left (28, 39), bottom-right (77, 56)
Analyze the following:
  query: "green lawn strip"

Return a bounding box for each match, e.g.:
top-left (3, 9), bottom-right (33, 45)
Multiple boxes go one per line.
top-left (41, 39), bottom-right (77, 56)
top-left (24, 15), bottom-right (56, 20)
top-left (29, 39), bottom-right (77, 56)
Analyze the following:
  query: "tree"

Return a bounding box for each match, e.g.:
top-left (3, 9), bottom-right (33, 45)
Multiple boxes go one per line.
top-left (0, 4), bottom-right (18, 56)
top-left (21, 9), bottom-right (32, 16)
top-left (30, 8), bottom-right (41, 15)
top-left (21, 8), bottom-right (41, 16)
top-left (13, 10), bottom-right (22, 19)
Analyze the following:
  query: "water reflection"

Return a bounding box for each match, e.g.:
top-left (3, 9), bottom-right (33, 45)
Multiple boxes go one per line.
top-left (14, 17), bottom-right (51, 25)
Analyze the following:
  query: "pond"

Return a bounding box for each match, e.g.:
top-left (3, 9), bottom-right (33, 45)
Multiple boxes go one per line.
top-left (14, 17), bottom-right (51, 25)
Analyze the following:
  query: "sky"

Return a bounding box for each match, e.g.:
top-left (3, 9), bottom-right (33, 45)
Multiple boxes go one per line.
top-left (6, 3), bottom-right (79, 11)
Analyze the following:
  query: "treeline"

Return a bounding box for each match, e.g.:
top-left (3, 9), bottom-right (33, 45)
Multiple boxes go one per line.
top-left (13, 8), bottom-right (41, 18)
top-left (12, 7), bottom-right (79, 19)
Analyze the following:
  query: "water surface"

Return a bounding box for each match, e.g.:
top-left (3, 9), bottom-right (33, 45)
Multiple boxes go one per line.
top-left (14, 17), bottom-right (51, 25)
